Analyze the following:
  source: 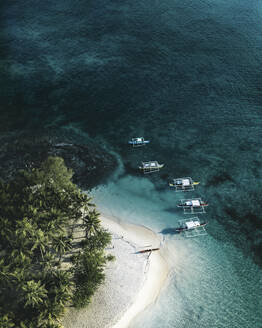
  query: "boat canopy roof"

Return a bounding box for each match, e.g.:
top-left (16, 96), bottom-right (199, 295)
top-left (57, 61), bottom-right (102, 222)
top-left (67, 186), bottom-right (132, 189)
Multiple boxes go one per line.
top-left (180, 199), bottom-right (206, 214)
top-left (185, 220), bottom-right (200, 229)
top-left (142, 161), bottom-right (158, 167)
top-left (129, 137), bottom-right (150, 147)
top-left (175, 177), bottom-right (192, 185)
top-left (182, 178), bottom-right (191, 186)
top-left (171, 177), bottom-right (197, 192)
top-left (192, 199), bottom-right (200, 206)
top-left (135, 137), bottom-right (143, 141)
top-left (178, 218), bottom-right (207, 237)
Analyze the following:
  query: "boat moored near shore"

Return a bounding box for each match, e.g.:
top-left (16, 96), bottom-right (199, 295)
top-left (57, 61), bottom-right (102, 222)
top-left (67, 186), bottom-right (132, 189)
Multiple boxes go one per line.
top-left (175, 220), bottom-right (208, 232)
top-left (175, 217), bottom-right (208, 237)
top-left (169, 177), bottom-right (200, 191)
top-left (138, 248), bottom-right (160, 254)
top-left (177, 198), bottom-right (208, 214)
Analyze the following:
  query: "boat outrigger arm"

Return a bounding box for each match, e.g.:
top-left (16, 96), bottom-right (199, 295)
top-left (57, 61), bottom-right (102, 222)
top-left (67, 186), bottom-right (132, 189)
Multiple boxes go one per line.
top-left (128, 137), bottom-right (150, 147)
top-left (169, 177), bottom-right (200, 191)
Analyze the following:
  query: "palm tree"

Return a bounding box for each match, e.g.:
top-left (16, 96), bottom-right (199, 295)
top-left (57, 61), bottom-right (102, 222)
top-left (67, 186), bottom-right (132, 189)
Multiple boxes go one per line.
top-left (31, 229), bottom-right (49, 261)
top-left (0, 259), bottom-right (13, 288)
top-left (10, 249), bottom-right (32, 269)
top-left (14, 218), bottom-right (35, 252)
top-left (0, 314), bottom-right (15, 328)
top-left (82, 194), bottom-right (95, 209)
top-left (0, 218), bottom-right (13, 247)
top-left (40, 251), bottom-right (56, 272)
top-left (37, 306), bottom-right (63, 328)
top-left (19, 321), bottom-right (36, 328)
top-left (53, 234), bottom-right (72, 262)
top-left (9, 267), bottom-right (27, 286)
top-left (20, 280), bottom-right (48, 308)
top-left (53, 280), bottom-right (73, 306)
top-left (48, 208), bottom-right (66, 228)
top-left (81, 209), bottom-right (101, 238)
top-left (85, 229), bottom-right (111, 251)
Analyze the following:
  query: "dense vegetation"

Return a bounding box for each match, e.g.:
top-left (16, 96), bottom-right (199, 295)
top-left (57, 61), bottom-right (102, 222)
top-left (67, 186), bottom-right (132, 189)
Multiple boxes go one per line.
top-left (0, 157), bottom-right (113, 328)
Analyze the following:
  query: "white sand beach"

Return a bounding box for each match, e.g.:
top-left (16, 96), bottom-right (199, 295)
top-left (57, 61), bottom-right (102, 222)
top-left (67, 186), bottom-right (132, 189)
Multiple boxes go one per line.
top-left (62, 215), bottom-right (169, 328)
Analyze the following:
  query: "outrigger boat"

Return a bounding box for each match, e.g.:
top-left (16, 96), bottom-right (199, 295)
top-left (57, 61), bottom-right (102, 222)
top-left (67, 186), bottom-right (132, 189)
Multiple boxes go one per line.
top-left (169, 177), bottom-right (200, 191)
top-left (177, 198), bottom-right (208, 214)
top-left (138, 248), bottom-right (159, 253)
top-left (177, 199), bottom-right (208, 208)
top-left (175, 220), bottom-right (208, 233)
top-left (128, 137), bottom-right (150, 147)
top-left (139, 161), bottom-right (164, 174)
top-left (175, 217), bottom-right (208, 237)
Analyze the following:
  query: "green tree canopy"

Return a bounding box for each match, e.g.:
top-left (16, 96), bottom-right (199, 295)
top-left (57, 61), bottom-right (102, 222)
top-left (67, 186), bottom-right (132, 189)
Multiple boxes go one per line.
top-left (0, 156), bottom-right (112, 327)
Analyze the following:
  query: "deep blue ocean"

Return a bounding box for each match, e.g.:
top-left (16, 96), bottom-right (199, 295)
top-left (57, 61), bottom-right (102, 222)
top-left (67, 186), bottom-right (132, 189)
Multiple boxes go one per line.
top-left (1, 0), bottom-right (262, 327)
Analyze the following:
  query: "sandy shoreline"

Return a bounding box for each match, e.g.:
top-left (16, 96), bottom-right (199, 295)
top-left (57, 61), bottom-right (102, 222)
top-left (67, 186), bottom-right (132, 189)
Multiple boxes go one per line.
top-left (62, 215), bottom-right (169, 328)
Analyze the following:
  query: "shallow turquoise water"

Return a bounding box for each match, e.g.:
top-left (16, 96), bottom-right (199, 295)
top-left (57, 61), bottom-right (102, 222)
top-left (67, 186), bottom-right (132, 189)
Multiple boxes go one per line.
top-left (92, 172), bottom-right (262, 328)
top-left (1, 0), bottom-right (262, 326)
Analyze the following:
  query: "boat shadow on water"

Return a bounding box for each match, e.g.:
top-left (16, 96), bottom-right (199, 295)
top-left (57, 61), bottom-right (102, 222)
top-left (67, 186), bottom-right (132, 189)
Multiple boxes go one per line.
top-left (123, 161), bottom-right (144, 177)
top-left (164, 207), bottom-right (179, 214)
top-left (160, 228), bottom-right (180, 235)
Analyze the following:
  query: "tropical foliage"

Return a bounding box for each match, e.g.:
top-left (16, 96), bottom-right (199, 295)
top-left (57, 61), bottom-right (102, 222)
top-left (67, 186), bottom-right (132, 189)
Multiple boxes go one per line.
top-left (0, 157), bottom-right (112, 327)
